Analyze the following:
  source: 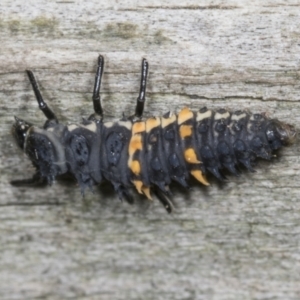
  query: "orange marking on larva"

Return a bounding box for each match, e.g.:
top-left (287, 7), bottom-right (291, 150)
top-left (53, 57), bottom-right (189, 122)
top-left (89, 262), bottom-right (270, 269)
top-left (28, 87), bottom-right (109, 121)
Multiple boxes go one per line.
top-left (184, 148), bottom-right (200, 164)
top-left (146, 117), bottom-right (161, 133)
top-left (161, 113), bottom-right (176, 128)
top-left (128, 134), bottom-right (142, 157)
top-left (132, 121), bottom-right (146, 134)
top-left (178, 107), bottom-right (193, 125)
top-left (142, 186), bottom-right (152, 200)
top-left (130, 160), bottom-right (141, 175)
top-left (132, 180), bottom-right (143, 194)
top-left (179, 125), bottom-right (192, 139)
top-left (190, 170), bottom-right (209, 186)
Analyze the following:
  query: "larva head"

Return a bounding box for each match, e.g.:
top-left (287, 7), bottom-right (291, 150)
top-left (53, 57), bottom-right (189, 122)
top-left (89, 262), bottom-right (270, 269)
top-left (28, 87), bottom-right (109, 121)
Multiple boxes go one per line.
top-left (266, 120), bottom-right (297, 150)
top-left (13, 117), bottom-right (68, 184)
top-left (12, 116), bottom-right (33, 149)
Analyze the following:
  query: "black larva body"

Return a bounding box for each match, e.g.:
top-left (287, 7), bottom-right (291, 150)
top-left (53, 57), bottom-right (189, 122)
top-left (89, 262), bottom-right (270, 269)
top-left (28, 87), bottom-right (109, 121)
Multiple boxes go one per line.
top-left (12, 56), bottom-right (296, 212)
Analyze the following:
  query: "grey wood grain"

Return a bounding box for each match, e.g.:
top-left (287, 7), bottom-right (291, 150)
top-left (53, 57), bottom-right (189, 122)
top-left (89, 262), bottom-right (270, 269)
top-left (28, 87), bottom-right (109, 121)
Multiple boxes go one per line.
top-left (0, 1), bottom-right (300, 299)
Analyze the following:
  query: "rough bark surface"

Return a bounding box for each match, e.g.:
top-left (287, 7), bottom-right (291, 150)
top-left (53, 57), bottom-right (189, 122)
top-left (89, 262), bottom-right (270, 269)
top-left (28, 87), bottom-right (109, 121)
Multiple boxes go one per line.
top-left (0, 1), bottom-right (300, 299)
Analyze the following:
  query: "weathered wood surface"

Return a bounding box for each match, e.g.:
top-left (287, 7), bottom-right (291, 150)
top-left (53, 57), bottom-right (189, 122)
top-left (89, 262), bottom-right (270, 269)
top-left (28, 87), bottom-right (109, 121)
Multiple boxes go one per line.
top-left (0, 1), bottom-right (300, 299)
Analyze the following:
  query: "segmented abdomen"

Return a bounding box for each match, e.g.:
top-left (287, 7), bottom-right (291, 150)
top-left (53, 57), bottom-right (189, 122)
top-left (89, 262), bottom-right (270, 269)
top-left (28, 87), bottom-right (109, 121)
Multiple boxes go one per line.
top-left (120, 107), bottom-right (271, 199)
top-left (33, 106), bottom-right (283, 201)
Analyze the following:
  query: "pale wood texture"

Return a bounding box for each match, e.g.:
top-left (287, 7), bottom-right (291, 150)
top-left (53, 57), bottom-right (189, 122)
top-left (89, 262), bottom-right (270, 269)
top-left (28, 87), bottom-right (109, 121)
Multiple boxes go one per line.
top-left (0, 1), bottom-right (300, 299)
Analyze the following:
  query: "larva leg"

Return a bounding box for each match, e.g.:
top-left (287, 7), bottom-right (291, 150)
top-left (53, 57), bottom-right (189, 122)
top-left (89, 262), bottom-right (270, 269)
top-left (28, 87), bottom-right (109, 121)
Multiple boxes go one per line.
top-left (134, 58), bottom-right (148, 118)
top-left (90, 54), bottom-right (104, 120)
top-left (153, 188), bottom-right (174, 213)
top-left (26, 70), bottom-right (58, 123)
top-left (112, 182), bottom-right (134, 204)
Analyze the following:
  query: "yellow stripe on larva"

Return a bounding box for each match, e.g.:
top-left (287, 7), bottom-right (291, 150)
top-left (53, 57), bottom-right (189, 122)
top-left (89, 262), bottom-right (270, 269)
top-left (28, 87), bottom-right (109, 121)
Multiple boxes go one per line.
top-left (161, 113), bottom-right (176, 128)
top-left (146, 117), bottom-right (161, 133)
top-left (178, 107), bottom-right (193, 125)
top-left (184, 148), bottom-right (200, 164)
top-left (128, 134), bottom-right (143, 157)
top-left (179, 125), bottom-right (192, 139)
top-left (190, 170), bottom-right (209, 186)
top-left (130, 160), bottom-right (141, 175)
top-left (128, 121), bottom-right (147, 177)
top-left (142, 186), bottom-right (152, 200)
top-left (132, 180), bottom-right (143, 194)
top-left (132, 181), bottom-right (152, 200)
top-left (132, 121), bottom-right (146, 134)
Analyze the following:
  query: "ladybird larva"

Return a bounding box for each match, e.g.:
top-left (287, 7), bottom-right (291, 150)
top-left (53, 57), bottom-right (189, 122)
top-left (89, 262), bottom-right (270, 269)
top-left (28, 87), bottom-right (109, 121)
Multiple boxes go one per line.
top-left (11, 55), bottom-right (297, 213)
